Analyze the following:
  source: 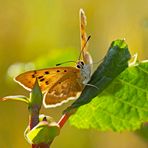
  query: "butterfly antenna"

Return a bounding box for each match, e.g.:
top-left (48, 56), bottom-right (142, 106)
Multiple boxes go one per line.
top-left (56, 61), bottom-right (77, 66)
top-left (56, 35), bottom-right (91, 66)
top-left (78, 35), bottom-right (91, 60)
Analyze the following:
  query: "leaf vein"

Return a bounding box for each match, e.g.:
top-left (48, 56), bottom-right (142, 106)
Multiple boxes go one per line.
top-left (103, 91), bottom-right (148, 112)
top-left (117, 78), bottom-right (148, 94)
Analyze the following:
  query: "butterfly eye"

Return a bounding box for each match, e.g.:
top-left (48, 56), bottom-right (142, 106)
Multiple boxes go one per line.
top-left (81, 61), bottom-right (84, 65)
top-left (77, 65), bottom-right (81, 69)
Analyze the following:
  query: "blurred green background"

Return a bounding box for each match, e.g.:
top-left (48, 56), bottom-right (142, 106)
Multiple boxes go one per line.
top-left (0, 0), bottom-right (148, 147)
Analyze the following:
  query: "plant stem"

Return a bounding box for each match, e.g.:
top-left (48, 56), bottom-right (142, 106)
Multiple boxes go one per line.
top-left (29, 105), bottom-right (40, 129)
top-left (29, 104), bottom-right (49, 148)
top-left (58, 113), bottom-right (70, 128)
top-left (29, 104), bottom-right (40, 148)
top-left (58, 109), bottom-right (77, 128)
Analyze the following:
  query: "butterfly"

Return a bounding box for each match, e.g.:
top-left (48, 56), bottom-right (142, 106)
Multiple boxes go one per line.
top-left (14, 9), bottom-right (93, 108)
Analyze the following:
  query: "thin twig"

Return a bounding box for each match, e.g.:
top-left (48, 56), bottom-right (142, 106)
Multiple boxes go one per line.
top-left (58, 114), bottom-right (70, 128)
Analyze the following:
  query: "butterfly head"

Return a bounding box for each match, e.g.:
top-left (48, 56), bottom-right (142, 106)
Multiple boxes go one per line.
top-left (76, 61), bottom-right (85, 69)
top-left (76, 60), bottom-right (91, 85)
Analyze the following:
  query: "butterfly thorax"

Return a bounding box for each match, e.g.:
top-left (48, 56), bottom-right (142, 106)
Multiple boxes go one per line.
top-left (76, 61), bottom-right (91, 85)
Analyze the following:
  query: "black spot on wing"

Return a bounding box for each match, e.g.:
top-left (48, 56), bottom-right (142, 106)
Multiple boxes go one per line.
top-left (45, 71), bottom-right (49, 74)
top-left (38, 76), bottom-right (44, 79)
top-left (45, 81), bottom-right (49, 85)
top-left (40, 78), bottom-right (45, 82)
top-left (32, 74), bottom-right (35, 78)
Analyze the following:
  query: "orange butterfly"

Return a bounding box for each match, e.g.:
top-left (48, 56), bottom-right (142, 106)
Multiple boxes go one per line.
top-left (15, 9), bottom-right (93, 108)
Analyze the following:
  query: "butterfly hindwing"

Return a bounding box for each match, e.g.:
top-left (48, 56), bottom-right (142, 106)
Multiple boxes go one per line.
top-left (43, 72), bottom-right (83, 107)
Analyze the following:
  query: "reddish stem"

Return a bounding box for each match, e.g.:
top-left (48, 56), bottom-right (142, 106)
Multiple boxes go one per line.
top-left (32, 143), bottom-right (49, 148)
top-left (58, 108), bottom-right (77, 128)
top-left (58, 113), bottom-right (70, 128)
top-left (32, 144), bottom-right (37, 148)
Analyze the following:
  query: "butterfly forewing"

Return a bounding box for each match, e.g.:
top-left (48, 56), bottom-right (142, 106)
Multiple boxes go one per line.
top-left (80, 9), bottom-right (92, 65)
top-left (80, 9), bottom-right (87, 52)
top-left (15, 67), bottom-right (81, 92)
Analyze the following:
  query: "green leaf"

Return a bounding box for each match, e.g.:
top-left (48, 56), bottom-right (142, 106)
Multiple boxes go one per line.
top-left (68, 60), bottom-right (148, 131)
top-left (30, 79), bottom-right (43, 107)
top-left (64, 39), bottom-right (131, 113)
top-left (0, 95), bottom-right (29, 104)
top-left (26, 121), bottom-right (60, 144)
